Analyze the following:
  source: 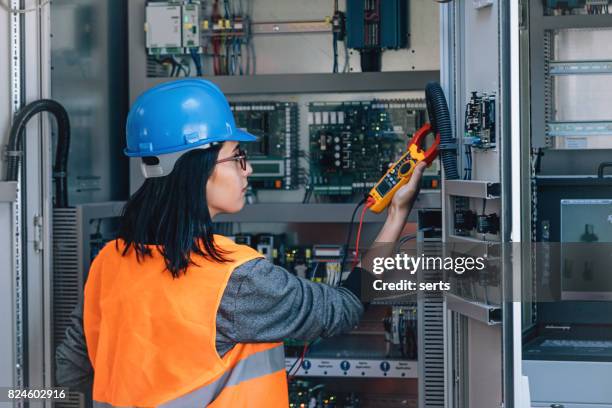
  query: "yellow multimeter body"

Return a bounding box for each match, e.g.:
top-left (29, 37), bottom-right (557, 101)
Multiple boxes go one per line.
top-left (368, 123), bottom-right (440, 214)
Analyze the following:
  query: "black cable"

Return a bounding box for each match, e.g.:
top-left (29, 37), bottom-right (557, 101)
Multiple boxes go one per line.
top-left (6, 99), bottom-right (71, 208)
top-left (399, 234), bottom-right (416, 244)
top-left (176, 58), bottom-right (190, 77)
top-left (534, 147), bottom-right (543, 173)
top-left (340, 196), bottom-right (368, 272)
top-left (286, 352), bottom-right (301, 376)
top-left (302, 185), bottom-right (312, 204)
top-left (332, 32), bottom-right (339, 73)
top-left (169, 60), bottom-right (177, 77)
top-left (464, 145), bottom-right (472, 180)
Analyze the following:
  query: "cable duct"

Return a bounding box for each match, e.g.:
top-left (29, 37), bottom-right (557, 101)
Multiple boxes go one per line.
top-left (5, 99), bottom-right (71, 208)
top-left (425, 82), bottom-right (457, 180)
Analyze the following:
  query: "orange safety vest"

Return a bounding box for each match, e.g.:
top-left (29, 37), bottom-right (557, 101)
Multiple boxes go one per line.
top-left (83, 235), bottom-right (289, 407)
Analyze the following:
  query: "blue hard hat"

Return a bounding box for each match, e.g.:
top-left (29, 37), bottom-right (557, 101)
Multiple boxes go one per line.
top-left (125, 79), bottom-right (256, 157)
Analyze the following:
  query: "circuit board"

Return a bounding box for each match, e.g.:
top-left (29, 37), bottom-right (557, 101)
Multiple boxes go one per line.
top-left (231, 102), bottom-right (299, 189)
top-left (464, 91), bottom-right (496, 149)
top-left (308, 99), bottom-right (437, 198)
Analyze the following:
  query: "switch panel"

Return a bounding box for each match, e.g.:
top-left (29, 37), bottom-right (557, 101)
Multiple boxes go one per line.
top-left (145, 3), bottom-right (182, 54)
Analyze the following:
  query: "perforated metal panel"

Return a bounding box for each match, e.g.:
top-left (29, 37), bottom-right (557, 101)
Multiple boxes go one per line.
top-left (52, 207), bottom-right (86, 408)
top-left (53, 209), bottom-right (82, 342)
top-left (418, 270), bottom-right (445, 407)
top-left (57, 392), bottom-right (86, 408)
top-left (417, 220), bottom-right (444, 408)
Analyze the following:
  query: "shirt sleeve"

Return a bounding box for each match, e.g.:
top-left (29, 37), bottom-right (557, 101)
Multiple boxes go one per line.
top-left (55, 297), bottom-right (94, 393)
top-left (216, 258), bottom-right (364, 347)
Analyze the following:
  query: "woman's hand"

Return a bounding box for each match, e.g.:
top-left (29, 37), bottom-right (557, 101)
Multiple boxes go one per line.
top-left (359, 161), bottom-right (429, 271)
top-left (369, 161), bottom-right (428, 245)
top-left (389, 161), bottom-right (428, 218)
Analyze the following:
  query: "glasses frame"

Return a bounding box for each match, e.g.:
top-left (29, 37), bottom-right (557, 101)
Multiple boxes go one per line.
top-left (215, 148), bottom-right (248, 171)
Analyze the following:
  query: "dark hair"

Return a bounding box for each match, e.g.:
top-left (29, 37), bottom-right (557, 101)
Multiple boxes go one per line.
top-left (117, 145), bottom-right (230, 277)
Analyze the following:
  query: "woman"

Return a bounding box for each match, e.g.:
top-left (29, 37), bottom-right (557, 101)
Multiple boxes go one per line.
top-left (56, 79), bottom-right (426, 407)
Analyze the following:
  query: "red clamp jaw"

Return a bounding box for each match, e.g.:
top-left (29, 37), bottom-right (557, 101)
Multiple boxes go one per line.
top-left (408, 123), bottom-right (440, 165)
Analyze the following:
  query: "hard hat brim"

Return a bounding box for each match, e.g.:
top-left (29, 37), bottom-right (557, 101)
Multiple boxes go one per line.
top-left (232, 128), bottom-right (259, 143)
top-left (124, 129), bottom-right (258, 157)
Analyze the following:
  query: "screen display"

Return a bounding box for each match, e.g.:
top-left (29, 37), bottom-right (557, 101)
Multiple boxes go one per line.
top-left (251, 162), bottom-right (282, 175)
top-left (376, 179), bottom-right (393, 197)
top-left (561, 199), bottom-right (612, 300)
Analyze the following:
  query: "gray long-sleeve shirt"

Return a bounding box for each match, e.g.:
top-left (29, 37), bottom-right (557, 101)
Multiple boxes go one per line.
top-left (55, 258), bottom-right (363, 392)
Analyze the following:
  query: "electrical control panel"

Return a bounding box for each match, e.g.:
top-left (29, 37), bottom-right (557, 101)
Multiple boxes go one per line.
top-left (228, 233), bottom-right (346, 284)
top-left (289, 380), bottom-right (360, 407)
top-left (145, 1), bottom-right (202, 55)
top-left (346, 0), bottom-right (409, 50)
top-left (453, 199), bottom-right (501, 237)
top-left (464, 91), bottom-right (496, 149)
top-left (145, 3), bottom-right (183, 54)
top-left (383, 306), bottom-right (418, 359)
top-left (231, 102), bottom-right (299, 190)
top-left (144, 0), bottom-right (252, 76)
top-left (308, 99), bottom-right (439, 200)
top-left (181, 3), bottom-right (201, 49)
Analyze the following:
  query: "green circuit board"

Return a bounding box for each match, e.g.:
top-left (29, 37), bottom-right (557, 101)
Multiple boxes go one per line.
top-left (308, 99), bottom-right (437, 197)
top-left (231, 102), bottom-right (299, 190)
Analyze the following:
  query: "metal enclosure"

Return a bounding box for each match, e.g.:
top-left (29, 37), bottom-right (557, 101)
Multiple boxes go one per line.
top-left (521, 2), bottom-right (612, 407)
top-left (439, 1), bottom-right (522, 407)
top-left (50, 0), bottom-right (129, 205)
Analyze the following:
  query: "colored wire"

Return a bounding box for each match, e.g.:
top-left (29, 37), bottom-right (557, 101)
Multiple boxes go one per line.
top-left (351, 197), bottom-right (375, 270)
top-left (310, 262), bottom-right (320, 280)
top-left (286, 352), bottom-right (301, 378)
top-left (223, 0), bottom-right (230, 18)
top-left (174, 57), bottom-right (190, 77)
top-left (340, 196), bottom-right (368, 271)
top-left (287, 343), bottom-right (309, 382)
top-left (190, 48), bottom-right (203, 76)
top-left (212, 0), bottom-right (221, 75)
top-left (236, 38), bottom-right (243, 75)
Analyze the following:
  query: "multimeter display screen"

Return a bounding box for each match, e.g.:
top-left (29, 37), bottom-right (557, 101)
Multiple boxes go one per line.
top-left (376, 179), bottom-right (393, 196)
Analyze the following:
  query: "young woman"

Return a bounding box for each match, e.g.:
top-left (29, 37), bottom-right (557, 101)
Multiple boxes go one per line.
top-left (56, 79), bottom-right (426, 407)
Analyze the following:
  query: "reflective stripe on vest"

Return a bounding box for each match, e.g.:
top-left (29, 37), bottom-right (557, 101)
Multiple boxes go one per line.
top-left (93, 344), bottom-right (285, 408)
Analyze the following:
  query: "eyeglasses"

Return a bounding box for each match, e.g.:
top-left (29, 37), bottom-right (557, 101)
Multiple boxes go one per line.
top-left (215, 148), bottom-right (248, 171)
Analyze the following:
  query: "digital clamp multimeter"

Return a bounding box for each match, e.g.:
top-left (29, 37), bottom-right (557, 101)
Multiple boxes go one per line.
top-left (368, 123), bottom-right (440, 213)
